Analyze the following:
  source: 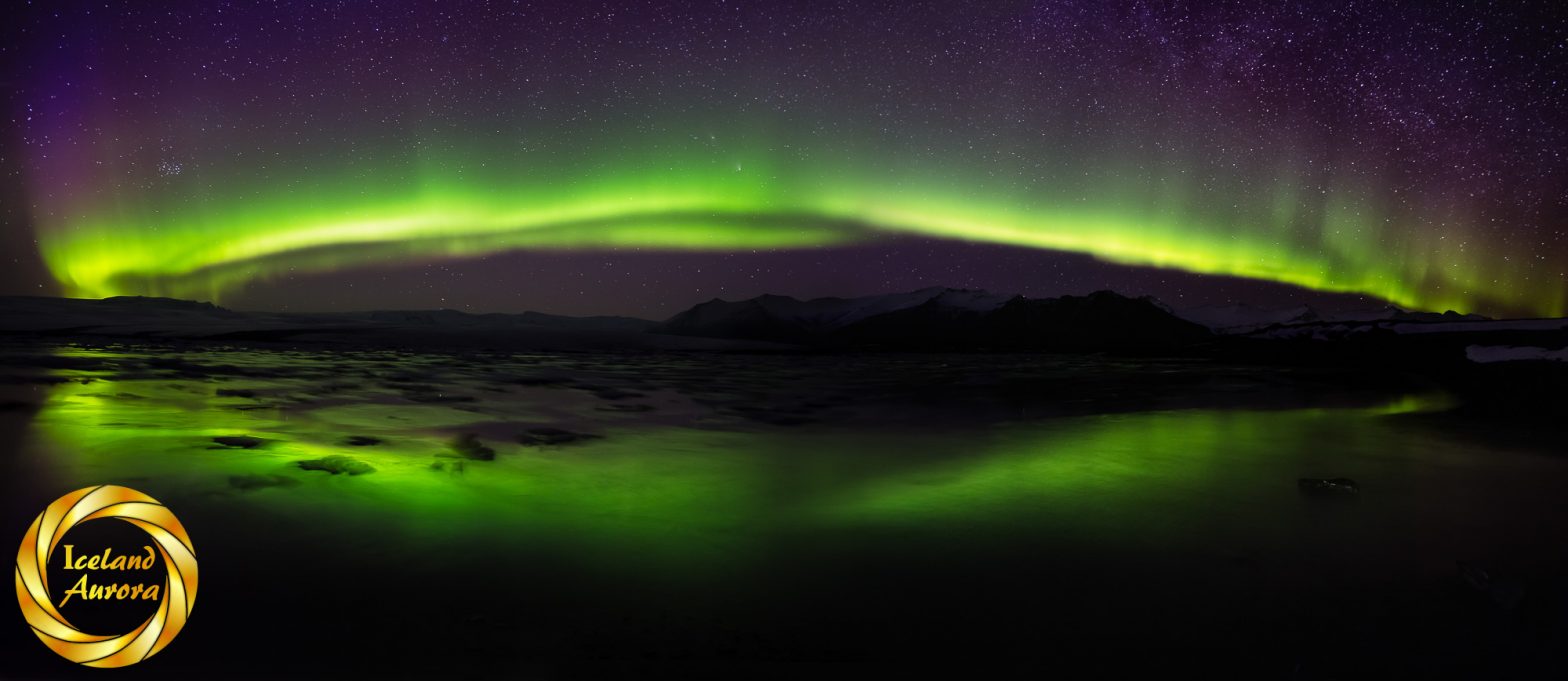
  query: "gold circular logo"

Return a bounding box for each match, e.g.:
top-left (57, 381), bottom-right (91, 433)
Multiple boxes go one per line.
top-left (14, 485), bottom-right (198, 667)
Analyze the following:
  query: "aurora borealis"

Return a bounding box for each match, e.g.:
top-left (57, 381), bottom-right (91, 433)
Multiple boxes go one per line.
top-left (6, 1), bottom-right (1567, 316)
top-left (9, 4), bottom-right (1568, 671)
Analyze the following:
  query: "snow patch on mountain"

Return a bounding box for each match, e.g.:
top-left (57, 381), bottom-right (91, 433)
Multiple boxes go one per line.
top-left (1178, 301), bottom-right (1493, 335)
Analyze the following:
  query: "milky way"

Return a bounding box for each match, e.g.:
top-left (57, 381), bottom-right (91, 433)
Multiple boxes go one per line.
top-left (11, 1), bottom-right (1568, 316)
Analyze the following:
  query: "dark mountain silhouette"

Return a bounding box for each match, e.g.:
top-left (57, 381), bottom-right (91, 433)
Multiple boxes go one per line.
top-left (655, 288), bottom-right (1212, 350)
top-left (653, 287), bottom-right (1012, 343)
top-left (654, 294), bottom-right (823, 343)
top-left (0, 291), bottom-right (1560, 367)
top-left (1176, 301), bottom-right (1489, 335)
top-left (966, 291), bottom-right (1213, 351)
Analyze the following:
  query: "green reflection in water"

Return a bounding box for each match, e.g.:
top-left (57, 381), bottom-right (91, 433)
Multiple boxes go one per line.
top-left (20, 346), bottom-right (1462, 576)
top-left (25, 347), bottom-right (786, 573)
top-left (816, 393), bottom-right (1460, 536)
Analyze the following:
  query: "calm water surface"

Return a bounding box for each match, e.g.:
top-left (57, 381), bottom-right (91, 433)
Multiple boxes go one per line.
top-left (2, 344), bottom-right (1564, 676)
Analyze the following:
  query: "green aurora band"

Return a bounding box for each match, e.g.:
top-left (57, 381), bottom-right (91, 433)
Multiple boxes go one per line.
top-left (30, 133), bottom-right (1565, 317)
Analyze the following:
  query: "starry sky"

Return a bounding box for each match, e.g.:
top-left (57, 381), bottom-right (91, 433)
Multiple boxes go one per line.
top-left (3, 1), bottom-right (1566, 318)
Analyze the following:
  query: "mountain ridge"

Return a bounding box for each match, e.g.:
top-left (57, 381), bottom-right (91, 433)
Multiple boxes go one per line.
top-left (656, 287), bottom-right (1211, 350)
top-left (0, 290), bottom-right (1559, 361)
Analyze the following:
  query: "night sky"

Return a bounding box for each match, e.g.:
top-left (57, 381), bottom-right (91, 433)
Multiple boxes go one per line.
top-left (3, 1), bottom-right (1566, 319)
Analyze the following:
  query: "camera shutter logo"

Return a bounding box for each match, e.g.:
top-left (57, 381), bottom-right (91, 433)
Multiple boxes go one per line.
top-left (15, 485), bottom-right (199, 667)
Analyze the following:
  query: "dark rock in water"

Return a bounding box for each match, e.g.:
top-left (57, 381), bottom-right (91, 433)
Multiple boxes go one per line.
top-left (508, 375), bottom-right (572, 387)
top-left (445, 433), bottom-right (496, 460)
top-left (0, 374), bottom-right (73, 386)
top-left (216, 388), bottom-right (257, 398)
top-left (1458, 561), bottom-right (1528, 611)
top-left (405, 391), bottom-right (476, 403)
top-left (745, 411), bottom-right (817, 426)
top-left (430, 460), bottom-right (466, 473)
top-left (517, 427), bottom-right (600, 446)
top-left (1297, 477), bottom-right (1359, 496)
top-left (212, 435), bottom-right (267, 449)
top-left (596, 403), bottom-right (655, 413)
top-left (228, 474), bottom-right (299, 491)
top-left (297, 455), bottom-right (375, 475)
top-left (344, 435), bottom-right (383, 446)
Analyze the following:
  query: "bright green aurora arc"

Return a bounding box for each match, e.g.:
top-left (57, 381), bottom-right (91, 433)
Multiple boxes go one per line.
top-left (18, 2), bottom-right (1567, 317)
top-left (34, 136), bottom-right (1564, 317)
